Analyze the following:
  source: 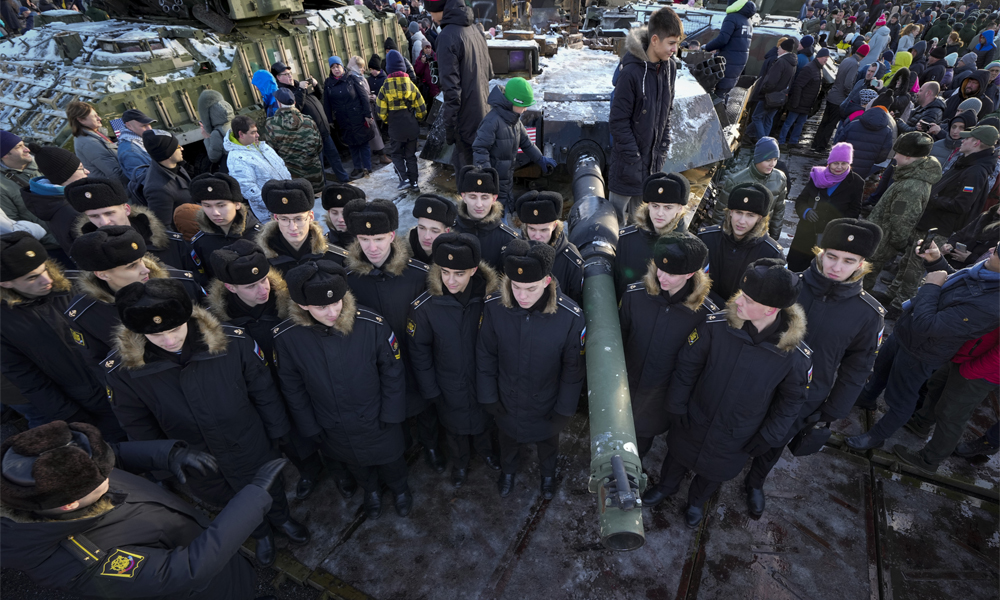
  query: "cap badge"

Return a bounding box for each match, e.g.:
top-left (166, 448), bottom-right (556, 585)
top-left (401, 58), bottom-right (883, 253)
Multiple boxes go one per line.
top-left (366, 222), bottom-right (372, 229)
top-left (281, 197), bottom-right (289, 204)
top-left (743, 197), bottom-right (749, 203)
top-left (477, 179), bottom-right (483, 185)
top-left (85, 192), bottom-right (92, 198)
top-left (448, 254), bottom-right (453, 260)
top-left (25, 250), bottom-right (35, 258)
top-left (662, 258), bottom-right (668, 264)
top-left (327, 290), bottom-right (334, 298)
top-left (207, 186), bottom-right (213, 192)
top-left (658, 187), bottom-right (664, 194)
top-left (533, 209), bottom-right (539, 216)
top-left (847, 235), bottom-right (855, 241)
top-left (131, 243), bottom-right (138, 250)
top-left (251, 267), bottom-right (259, 275)
top-left (517, 268), bottom-right (523, 274)
top-left (153, 316), bottom-right (162, 324)
top-left (337, 194), bottom-right (342, 200)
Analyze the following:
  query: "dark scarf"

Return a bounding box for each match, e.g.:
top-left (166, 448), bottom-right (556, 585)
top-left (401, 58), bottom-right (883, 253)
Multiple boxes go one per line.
top-left (226, 289), bottom-right (277, 321)
top-left (744, 310), bottom-right (785, 345)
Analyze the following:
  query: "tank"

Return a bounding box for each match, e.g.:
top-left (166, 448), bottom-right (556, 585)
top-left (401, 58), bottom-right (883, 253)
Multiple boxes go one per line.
top-left (0, 3), bottom-right (405, 151)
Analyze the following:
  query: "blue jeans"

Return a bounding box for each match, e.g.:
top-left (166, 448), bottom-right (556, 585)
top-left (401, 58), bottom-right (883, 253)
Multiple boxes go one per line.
top-left (856, 333), bottom-right (938, 441)
top-left (321, 133), bottom-right (350, 182)
top-left (778, 111), bottom-right (808, 144)
top-left (750, 101), bottom-right (778, 140)
top-left (349, 143), bottom-right (372, 172)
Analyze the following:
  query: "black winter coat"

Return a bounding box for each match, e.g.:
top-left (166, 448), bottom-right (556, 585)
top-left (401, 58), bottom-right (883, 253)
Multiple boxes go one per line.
top-left (476, 280), bottom-right (586, 443)
top-left (943, 69), bottom-right (996, 120)
top-left (620, 269), bottom-right (718, 438)
top-left (835, 107), bottom-right (894, 177)
top-left (324, 72), bottom-right (373, 147)
top-left (204, 271), bottom-right (288, 377)
top-left (452, 201), bottom-right (518, 270)
top-left (702, 0), bottom-right (755, 92)
top-left (190, 205), bottom-right (263, 280)
top-left (790, 170), bottom-right (865, 255)
top-left (437, 0), bottom-right (493, 144)
top-left (788, 58), bottom-right (824, 113)
top-left (471, 86), bottom-right (544, 207)
top-left (519, 222), bottom-right (584, 305)
top-left (666, 300), bottom-right (812, 482)
top-left (923, 61), bottom-right (947, 85)
top-left (258, 220), bottom-right (348, 276)
top-left (407, 263), bottom-right (498, 435)
top-left (608, 26), bottom-right (676, 196)
top-left (367, 71), bottom-right (388, 99)
top-left (21, 185), bottom-right (78, 257)
top-left (946, 204), bottom-right (1000, 269)
top-left (918, 147), bottom-right (997, 235)
top-left (698, 218), bottom-right (783, 306)
top-left (280, 80), bottom-right (331, 135)
top-left (897, 97), bottom-right (947, 133)
top-left (614, 203), bottom-right (686, 296)
top-left (751, 51), bottom-right (797, 103)
top-left (273, 294), bottom-right (407, 466)
top-left (143, 161), bottom-right (192, 229)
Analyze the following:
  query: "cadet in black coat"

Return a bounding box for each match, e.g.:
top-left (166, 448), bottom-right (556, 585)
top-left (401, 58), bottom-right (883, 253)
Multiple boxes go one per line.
top-left (257, 179), bottom-right (349, 275)
top-left (407, 194), bottom-right (458, 265)
top-left (0, 421), bottom-right (285, 599)
top-left (452, 166), bottom-right (518, 270)
top-left (698, 182), bottom-right (783, 306)
top-left (0, 234), bottom-right (124, 440)
top-left (273, 261), bottom-right (411, 519)
top-left (619, 233), bottom-right (718, 458)
top-left (189, 173), bottom-right (263, 280)
top-left (615, 172), bottom-right (691, 296)
top-left (105, 279), bottom-right (306, 567)
top-left (322, 183), bottom-right (364, 249)
top-left (514, 191), bottom-right (584, 305)
top-left (745, 220), bottom-right (885, 516)
top-left (477, 240), bottom-right (586, 500)
top-left (407, 234), bottom-right (501, 487)
top-left (644, 258), bottom-right (811, 528)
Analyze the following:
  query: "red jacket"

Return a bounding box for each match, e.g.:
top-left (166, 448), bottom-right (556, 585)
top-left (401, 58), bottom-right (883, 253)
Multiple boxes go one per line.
top-left (414, 51), bottom-right (440, 99)
top-left (953, 328), bottom-right (1000, 384)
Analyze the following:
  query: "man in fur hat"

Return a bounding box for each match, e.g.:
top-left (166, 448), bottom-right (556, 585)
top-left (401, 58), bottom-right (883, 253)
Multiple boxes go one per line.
top-left (407, 194), bottom-right (457, 264)
top-left (189, 173), bottom-right (263, 279)
top-left (273, 260), bottom-right (411, 519)
top-left (257, 178), bottom-right (348, 275)
top-left (477, 239), bottom-right (586, 500)
top-left (514, 191), bottom-right (584, 305)
top-left (646, 258), bottom-right (811, 527)
top-left (452, 165), bottom-right (517, 270)
top-left (322, 182), bottom-right (365, 248)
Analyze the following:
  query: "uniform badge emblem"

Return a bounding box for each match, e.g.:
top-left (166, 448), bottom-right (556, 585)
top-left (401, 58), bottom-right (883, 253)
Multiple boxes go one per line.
top-left (687, 330), bottom-right (699, 345)
top-left (580, 326), bottom-right (586, 355)
top-left (406, 319), bottom-right (416, 337)
top-left (70, 329), bottom-right (86, 347)
top-left (388, 332), bottom-right (400, 360)
top-left (99, 549), bottom-right (145, 578)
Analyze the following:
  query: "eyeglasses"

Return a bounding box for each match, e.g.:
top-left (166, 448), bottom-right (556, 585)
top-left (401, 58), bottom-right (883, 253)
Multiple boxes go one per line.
top-left (276, 216), bottom-right (310, 227)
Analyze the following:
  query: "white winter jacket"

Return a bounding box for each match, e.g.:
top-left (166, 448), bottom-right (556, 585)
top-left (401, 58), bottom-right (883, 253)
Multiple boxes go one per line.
top-left (223, 132), bottom-right (291, 222)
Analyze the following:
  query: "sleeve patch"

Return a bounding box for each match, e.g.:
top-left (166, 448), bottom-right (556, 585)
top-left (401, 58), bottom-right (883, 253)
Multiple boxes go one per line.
top-left (580, 326), bottom-right (586, 355)
top-left (688, 329), bottom-right (699, 345)
top-left (407, 318), bottom-right (417, 337)
top-left (388, 332), bottom-right (400, 360)
top-left (963, 186), bottom-right (975, 193)
top-left (70, 329), bottom-right (86, 347)
top-left (877, 327), bottom-right (884, 348)
top-left (190, 248), bottom-right (201, 266)
top-left (253, 341), bottom-right (267, 364)
top-left (99, 549), bottom-right (146, 578)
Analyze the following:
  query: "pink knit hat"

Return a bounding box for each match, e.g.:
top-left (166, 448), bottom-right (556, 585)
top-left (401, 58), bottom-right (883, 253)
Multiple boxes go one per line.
top-left (875, 14), bottom-right (887, 27)
top-left (828, 142), bottom-right (854, 164)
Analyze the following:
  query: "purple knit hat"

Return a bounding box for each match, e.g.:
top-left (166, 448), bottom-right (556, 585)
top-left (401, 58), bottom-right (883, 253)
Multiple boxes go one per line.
top-left (828, 142), bottom-right (854, 164)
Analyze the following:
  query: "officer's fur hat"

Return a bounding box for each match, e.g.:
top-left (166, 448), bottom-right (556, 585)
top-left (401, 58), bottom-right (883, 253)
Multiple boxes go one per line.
top-left (820, 218), bottom-right (883, 260)
top-left (515, 191), bottom-right (563, 224)
top-left (432, 232), bottom-right (481, 270)
top-left (1, 421), bottom-right (115, 511)
top-left (457, 165), bottom-right (499, 195)
top-left (210, 239), bottom-right (270, 285)
top-left (322, 183), bottom-right (366, 210)
top-left (344, 199), bottom-right (398, 235)
top-left (0, 232), bottom-right (48, 281)
top-left (64, 177), bottom-right (128, 212)
top-left (652, 232), bottom-right (709, 275)
top-left (503, 238), bottom-right (555, 283)
top-left (116, 278), bottom-right (193, 334)
top-left (285, 259), bottom-right (349, 306)
top-left (262, 179), bottom-right (315, 215)
top-left (727, 182), bottom-right (772, 216)
top-left (739, 257), bottom-right (801, 309)
top-left (893, 131), bottom-right (934, 158)
top-left (413, 194), bottom-right (458, 227)
top-left (643, 172), bottom-right (690, 206)
top-left (70, 226), bottom-right (146, 272)
top-left (190, 172), bottom-right (244, 204)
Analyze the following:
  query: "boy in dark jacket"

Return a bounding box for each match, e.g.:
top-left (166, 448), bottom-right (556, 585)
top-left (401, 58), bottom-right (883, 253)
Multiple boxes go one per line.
top-left (778, 48), bottom-right (830, 148)
top-left (749, 37), bottom-right (798, 142)
top-left (703, 0), bottom-right (756, 103)
top-left (377, 50), bottom-right (428, 191)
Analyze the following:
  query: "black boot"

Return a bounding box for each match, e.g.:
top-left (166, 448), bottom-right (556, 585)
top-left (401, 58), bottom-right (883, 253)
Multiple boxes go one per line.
top-left (641, 482), bottom-right (678, 507)
top-left (540, 476), bottom-right (556, 500)
top-left (745, 482), bottom-right (765, 517)
top-left (394, 490), bottom-right (413, 517)
top-left (277, 518), bottom-right (310, 545)
top-left (255, 533), bottom-right (276, 567)
top-left (685, 503), bottom-right (704, 528)
top-left (497, 473), bottom-right (515, 497)
top-left (424, 448), bottom-right (446, 473)
top-left (335, 476), bottom-right (358, 500)
top-left (363, 491), bottom-right (382, 519)
top-left (452, 467), bottom-right (468, 488)
top-left (483, 454), bottom-right (501, 471)
top-left (295, 477), bottom-right (316, 500)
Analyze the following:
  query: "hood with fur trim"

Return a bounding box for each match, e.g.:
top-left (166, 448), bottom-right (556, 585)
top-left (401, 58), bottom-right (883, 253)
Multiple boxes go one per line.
top-left (457, 198), bottom-right (504, 227)
top-left (0, 495), bottom-right (117, 524)
top-left (642, 264), bottom-right (713, 312)
top-left (724, 293), bottom-right (807, 353)
top-left (72, 205), bottom-right (171, 250)
top-left (633, 202), bottom-right (688, 235)
top-left (114, 305), bottom-right (227, 370)
top-left (195, 203), bottom-right (254, 236)
top-left (206, 270), bottom-right (289, 323)
top-left (427, 261), bottom-right (500, 297)
top-left (259, 219), bottom-right (329, 260)
top-left (499, 276), bottom-right (559, 314)
top-left (722, 208), bottom-right (770, 242)
top-left (286, 289), bottom-right (357, 337)
top-left (74, 255), bottom-right (171, 305)
top-left (345, 235), bottom-right (411, 277)
top-left (0, 261), bottom-right (72, 307)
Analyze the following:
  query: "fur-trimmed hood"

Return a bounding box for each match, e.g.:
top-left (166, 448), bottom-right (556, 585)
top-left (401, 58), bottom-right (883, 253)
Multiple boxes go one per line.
top-left (259, 219), bottom-right (328, 260)
top-left (722, 208), bottom-right (770, 242)
top-left (0, 496), bottom-right (116, 524)
top-left (286, 289), bottom-right (357, 336)
top-left (206, 270), bottom-right (289, 323)
top-left (624, 26), bottom-right (654, 64)
top-left (195, 203), bottom-right (254, 236)
top-left (114, 305), bottom-right (228, 370)
top-left (724, 293), bottom-right (807, 353)
top-left (633, 202), bottom-right (688, 235)
top-left (345, 235), bottom-right (411, 277)
top-left (75, 255), bottom-right (172, 305)
top-left (499, 276), bottom-right (559, 314)
top-left (72, 205), bottom-right (170, 250)
top-left (0, 260), bottom-right (72, 307)
top-left (457, 199), bottom-right (504, 227)
top-left (642, 263), bottom-right (712, 312)
top-left (427, 261), bottom-right (500, 297)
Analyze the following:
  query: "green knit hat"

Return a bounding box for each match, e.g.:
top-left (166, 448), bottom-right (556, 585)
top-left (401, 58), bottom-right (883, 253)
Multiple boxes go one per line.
top-left (504, 77), bottom-right (534, 107)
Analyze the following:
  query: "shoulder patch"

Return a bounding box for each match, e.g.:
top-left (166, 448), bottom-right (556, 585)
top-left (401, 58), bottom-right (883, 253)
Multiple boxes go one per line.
top-left (271, 318), bottom-right (298, 338)
top-left (557, 297), bottom-right (583, 317)
top-left (98, 548), bottom-right (146, 579)
top-left (499, 223), bottom-right (518, 237)
top-left (697, 225), bottom-right (721, 236)
top-left (858, 290), bottom-right (887, 317)
top-left (63, 269), bottom-right (83, 281)
top-left (327, 244), bottom-right (349, 258)
top-left (410, 290), bottom-right (431, 310)
top-left (618, 224), bottom-right (639, 236)
top-left (64, 294), bottom-right (98, 320)
top-left (762, 235), bottom-right (783, 252)
top-left (704, 310), bottom-right (727, 323)
top-left (103, 351), bottom-right (123, 374)
top-left (165, 268), bottom-right (196, 280)
top-left (407, 258), bottom-right (429, 272)
top-left (60, 533), bottom-right (105, 566)
top-left (166, 231), bottom-right (183, 241)
top-left (797, 340), bottom-right (813, 359)
top-left (626, 282), bottom-right (643, 293)
top-left (484, 292), bottom-right (501, 303)
top-left (355, 308), bottom-right (386, 325)
top-left (221, 324), bottom-right (245, 338)
top-left (251, 223), bottom-right (263, 232)
top-left (190, 231), bottom-right (206, 242)
top-left (702, 297), bottom-right (719, 312)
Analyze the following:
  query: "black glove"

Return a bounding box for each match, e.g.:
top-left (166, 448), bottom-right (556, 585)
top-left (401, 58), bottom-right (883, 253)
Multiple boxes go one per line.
top-left (167, 446), bottom-right (218, 484)
top-left (445, 126), bottom-right (457, 146)
top-left (803, 208), bottom-right (821, 223)
top-left (668, 412), bottom-right (690, 431)
top-left (250, 458), bottom-right (289, 492)
top-left (743, 433), bottom-right (772, 457)
top-left (482, 402), bottom-right (507, 417)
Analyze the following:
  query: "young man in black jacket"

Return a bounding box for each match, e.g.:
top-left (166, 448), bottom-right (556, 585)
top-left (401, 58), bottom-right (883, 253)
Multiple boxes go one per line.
top-left (189, 173), bottom-right (262, 280)
top-left (257, 179), bottom-right (348, 275)
top-left (452, 165), bottom-right (518, 270)
top-left (514, 191), bottom-right (584, 305)
top-left (322, 182), bottom-right (364, 248)
top-left (407, 194), bottom-right (457, 264)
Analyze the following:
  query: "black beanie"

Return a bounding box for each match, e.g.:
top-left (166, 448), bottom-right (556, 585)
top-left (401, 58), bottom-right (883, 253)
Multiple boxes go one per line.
top-left (0, 421), bottom-right (115, 511)
top-left (190, 173), bottom-right (243, 204)
top-left (820, 218), bottom-right (883, 259)
top-left (457, 165), bottom-right (499, 195)
top-left (64, 177), bottom-right (129, 212)
top-left (432, 232), bottom-right (481, 270)
top-left (503, 238), bottom-right (555, 283)
top-left (263, 179), bottom-right (314, 215)
top-left (652, 232), bottom-right (709, 275)
top-left (344, 199), bottom-right (399, 235)
top-left (27, 143), bottom-right (80, 186)
top-left (739, 258), bottom-right (801, 309)
top-left (424, 0), bottom-right (447, 10)
top-left (70, 226), bottom-right (147, 272)
top-left (210, 239), bottom-right (270, 285)
top-left (779, 37), bottom-right (796, 52)
top-left (116, 279), bottom-right (193, 334)
top-left (369, 54), bottom-right (382, 70)
top-left (413, 194), bottom-right (458, 227)
top-left (643, 172), bottom-right (690, 206)
top-left (322, 183), bottom-right (366, 210)
top-left (285, 260), bottom-right (350, 306)
top-left (515, 191), bottom-right (563, 224)
top-left (727, 182), bottom-right (772, 216)
top-left (142, 130), bottom-right (179, 163)
top-left (893, 131), bottom-right (934, 157)
top-left (0, 232), bottom-right (48, 281)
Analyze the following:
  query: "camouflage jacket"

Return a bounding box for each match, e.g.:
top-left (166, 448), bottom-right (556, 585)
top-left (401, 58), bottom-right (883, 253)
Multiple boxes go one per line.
top-left (867, 155), bottom-right (943, 252)
top-left (264, 107), bottom-right (323, 190)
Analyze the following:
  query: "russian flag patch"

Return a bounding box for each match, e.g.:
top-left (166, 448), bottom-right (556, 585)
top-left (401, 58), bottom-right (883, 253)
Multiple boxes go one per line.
top-left (253, 340), bottom-right (266, 363)
top-left (388, 332), bottom-right (400, 360)
top-left (963, 186), bottom-right (975, 193)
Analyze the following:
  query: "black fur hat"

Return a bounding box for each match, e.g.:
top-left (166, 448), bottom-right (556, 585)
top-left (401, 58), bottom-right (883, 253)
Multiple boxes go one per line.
top-left (423, 0), bottom-right (447, 11)
top-left (0, 421), bottom-right (115, 511)
top-left (344, 199), bottom-right (398, 235)
top-left (0, 232), bottom-right (48, 282)
top-left (322, 183), bottom-right (366, 210)
top-left (70, 226), bottom-right (146, 272)
top-left (64, 177), bottom-right (128, 212)
top-left (643, 172), bottom-right (690, 206)
top-left (727, 182), bottom-right (772, 216)
top-left (820, 218), bottom-right (883, 259)
top-left (210, 239), bottom-right (270, 285)
top-left (515, 191), bottom-right (563, 224)
top-left (652, 232), bottom-right (709, 275)
top-left (190, 173), bottom-right (243, 204)
top-left (739, 257), bottom-right (801, 309)
top-left (503, 238), bottom-right (555, 283)
top-left (285, 260), bottom-right (349, 306)
top-left (432, 232), bottom-right (481, 270)
top-left (457, 165), bottom-right (499, 195)
top-left (262, 179), bottom-right (315, 215)
top-left (413, 194), bottom-right (458, 227)
top-left (116, 279), bottom-right (193, 334)
top-left (893, 131), bottom-right (934, 157)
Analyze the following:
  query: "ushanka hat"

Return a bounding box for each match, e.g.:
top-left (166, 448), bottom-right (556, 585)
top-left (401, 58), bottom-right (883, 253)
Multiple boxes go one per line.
top-left (322, 183), bottom-right (366, 210)
top-left (413, 194), bottom-right (458, 227)
top-left (739, 257), bottom-right (801, 309)
top-left (642, 172), bottom-right (690, 206)
top-left (820, 218), bottom-right (883, 259)
top-left (285, 259), bottom-right (350, 306)
top-left (210, 239), bottom-right (270, 285)
top-left (515, 191), bottom-right (563, 224)
top-left (70, 226), bottom-right (146, 272)
top-left (458, 165), bottom-right (499, 195)
top-left (727, 182), bottom-right (772, 216)
top-left (432, 232), bottom-right (481, 270)
top-left (263, 179), bottom-right (315, 215)
top-left (0, 232), bottom-right (48, 281)
top-left (344, 199), bottom-right (398, 235)
top-left (503, 238), bottom-right (555, 283)
top-left (64, 177), bottom-right (128, 212)
top-left (652, 232), bottom-right (709, 275)
top-left (191, 172), bottom-right (243, 204)
top-left (116, 278), bottom-right (193, 334)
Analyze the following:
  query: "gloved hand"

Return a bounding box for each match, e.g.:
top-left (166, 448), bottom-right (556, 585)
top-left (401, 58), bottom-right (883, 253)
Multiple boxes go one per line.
top-left (250, 458), bottom-right (288, 492)
top-left (445, 126), bottom-right (457, 146)
top-left (668, 411), bottom-right (690, 431)
top-left (167, 446), bottom-right (218, 484)
top-left (803, 208), bottom-right (820, 223)
top-left (482, 402), bottom-right (507, 417)
top-left (538, 156), bottom-right (557, 174)
top-left (742, 433), bottom-right (772, 457)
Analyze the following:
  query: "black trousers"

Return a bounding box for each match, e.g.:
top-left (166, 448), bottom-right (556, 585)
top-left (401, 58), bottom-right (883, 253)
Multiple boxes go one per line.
top-left (811, 102), bottom-right (842, 150)
top-left (187, 471), bottom-right (291, 539)
top-left (746, 444), bottom-right (784, 489)
top-left (406, 405), bottom-right (441, 450)
top-left (637, 436), bottom-right (655, 459)
top-left (659, 453), bottom-right (722, 508)
top-left (498, 430), bottom-right (559, 477)
top-left (390, 138), bottom-right (418, 183)
top-left (281, 433), bottom-right (324, 481)
top-left (451, 136), bottom-right (474, 173)
top-left (345, 455), bottom-right (409, 495)
top-left (444, 428), bottom-right (495, 469)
